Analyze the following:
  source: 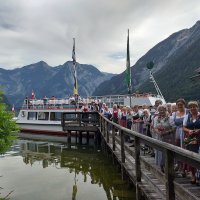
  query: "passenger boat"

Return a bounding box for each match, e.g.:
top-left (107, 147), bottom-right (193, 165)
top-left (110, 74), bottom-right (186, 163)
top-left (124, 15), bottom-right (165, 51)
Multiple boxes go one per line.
top-left (16, 97), bottom-right (83, 134)
top-left (16, 93), bottom-right (165, 134)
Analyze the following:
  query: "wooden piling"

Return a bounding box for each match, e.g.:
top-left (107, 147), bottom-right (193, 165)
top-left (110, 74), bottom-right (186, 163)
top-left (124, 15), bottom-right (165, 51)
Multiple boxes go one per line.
top-left (79, 131), bottom-right (82, 144)
top-left (67, 131), bottom-right (71, 143)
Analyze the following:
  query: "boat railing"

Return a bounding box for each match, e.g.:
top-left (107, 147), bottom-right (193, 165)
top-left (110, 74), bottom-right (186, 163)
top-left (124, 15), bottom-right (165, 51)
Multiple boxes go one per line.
top-left (88, 93), bottom-right (163, 106)
top-left (21, 93), bottom-right (164, 110)
top-left (89, 93), bottom-right (162, 100)
top-left (21, 98), bottom-right (83, 110)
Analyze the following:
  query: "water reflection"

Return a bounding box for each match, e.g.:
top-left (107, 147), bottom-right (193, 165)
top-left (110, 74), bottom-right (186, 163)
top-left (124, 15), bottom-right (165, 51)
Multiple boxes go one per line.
top-left (1, 139), bottom-right (135, 200)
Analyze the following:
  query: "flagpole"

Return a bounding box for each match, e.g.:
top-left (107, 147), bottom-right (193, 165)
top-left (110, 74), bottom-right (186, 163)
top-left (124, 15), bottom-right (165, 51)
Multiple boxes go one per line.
top-left (126, 29), bottom-right (132, 107)
top-left (72, 38), bottom-right (78, 111)
top-left (12, 104), bottom-right (15, 116)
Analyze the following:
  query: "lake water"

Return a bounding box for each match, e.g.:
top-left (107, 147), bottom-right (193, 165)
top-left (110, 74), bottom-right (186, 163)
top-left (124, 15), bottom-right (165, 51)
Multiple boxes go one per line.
top-left (0, 139), bottom-right (136, 200)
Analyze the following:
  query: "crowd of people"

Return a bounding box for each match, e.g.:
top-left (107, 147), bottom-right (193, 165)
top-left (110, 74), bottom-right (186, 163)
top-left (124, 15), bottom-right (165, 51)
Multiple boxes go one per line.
top-left (82, 98), bottom-right (200, 186)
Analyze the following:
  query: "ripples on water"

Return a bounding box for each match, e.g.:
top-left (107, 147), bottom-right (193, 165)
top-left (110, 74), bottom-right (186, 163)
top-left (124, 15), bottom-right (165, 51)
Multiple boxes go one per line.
top-left (0, 138), bottom-right (135, 200)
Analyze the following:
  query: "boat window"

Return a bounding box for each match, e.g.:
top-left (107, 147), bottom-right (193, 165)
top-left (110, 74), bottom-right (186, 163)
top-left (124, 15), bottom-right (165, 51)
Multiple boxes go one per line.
top-left (27, 112), bottom-right (37, 120)
top-left (64, 113), bottom-right (77, 121)
top-left (50, 112), bottom-right (61, 121)
top-left (21, 111), bottom-right (26, 118)
top-left (38, 112), bottom-right (49, 120)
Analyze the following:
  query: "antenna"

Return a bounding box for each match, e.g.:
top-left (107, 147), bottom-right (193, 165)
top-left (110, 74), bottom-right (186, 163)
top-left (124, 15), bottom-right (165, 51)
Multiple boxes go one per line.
top-left (146, 61), bottom-right (165, 102)
top-left (149, 71), bottom-right (165, 100)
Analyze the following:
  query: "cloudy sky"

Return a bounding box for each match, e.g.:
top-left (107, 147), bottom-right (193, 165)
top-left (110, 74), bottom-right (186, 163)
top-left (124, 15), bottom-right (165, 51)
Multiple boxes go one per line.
top-left (0, 0), bottom-right (200, 74)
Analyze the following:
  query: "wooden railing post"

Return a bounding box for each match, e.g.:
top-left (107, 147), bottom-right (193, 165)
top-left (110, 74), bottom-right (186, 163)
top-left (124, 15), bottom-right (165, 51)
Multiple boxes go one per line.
top-left (102, 119), bottom-right (105, 137)
top-left (106, 121), bottom-right (109, 143)
top-left (105, 120), bottom-right (107, 141)
top-left (100, 116), bottom-right (102, 132)
top-left (135, 136), bottom-right (142, 200)
top-left (165, 149), bottom-right (175, 200)
top-left (112, 124), bottom-right (115, 151)
top-left (105, 120), bottom-right (107, 139)
top-left (120, 130), bottom-right (125, 163)
top-left (135, 136), bottom-right (141, 182)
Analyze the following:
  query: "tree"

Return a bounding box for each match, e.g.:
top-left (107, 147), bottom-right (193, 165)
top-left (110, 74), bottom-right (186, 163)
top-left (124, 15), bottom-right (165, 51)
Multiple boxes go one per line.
top-left (0, 91), bottom-right (19, 153)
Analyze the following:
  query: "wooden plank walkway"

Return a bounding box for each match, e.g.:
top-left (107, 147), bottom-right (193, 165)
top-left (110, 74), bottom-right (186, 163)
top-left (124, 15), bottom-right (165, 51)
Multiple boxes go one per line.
top-left (105, 136), bottom-right (166, 199)
top-left (103, 133), bottom-right (200, 200)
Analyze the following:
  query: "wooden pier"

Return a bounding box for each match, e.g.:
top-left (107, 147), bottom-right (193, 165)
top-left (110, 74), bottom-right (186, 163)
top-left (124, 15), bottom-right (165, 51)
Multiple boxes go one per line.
top-left (62, 112), bottom-right (200, 200)
top-left (61, 111), bottom-right (100, 144)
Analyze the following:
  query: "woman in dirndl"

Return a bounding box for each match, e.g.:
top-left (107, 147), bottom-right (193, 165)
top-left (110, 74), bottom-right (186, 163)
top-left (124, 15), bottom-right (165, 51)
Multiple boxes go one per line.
top-left (172, 98), bottom-right (188, 174)
top-left (152, 105), bottom-right (175, 172)
top-left (183, 101), bottom-right (200, 185)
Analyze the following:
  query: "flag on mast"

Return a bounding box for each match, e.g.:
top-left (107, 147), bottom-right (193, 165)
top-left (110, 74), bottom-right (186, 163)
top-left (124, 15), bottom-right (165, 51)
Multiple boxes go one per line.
top-left (72, 38), bottom-right (78, 95)
top-left (125, 29), bottom-right (131, 94)
top-left (31, 90), bottom-right (35, 99)
top-left (12, 104), bottom-right (15, 112)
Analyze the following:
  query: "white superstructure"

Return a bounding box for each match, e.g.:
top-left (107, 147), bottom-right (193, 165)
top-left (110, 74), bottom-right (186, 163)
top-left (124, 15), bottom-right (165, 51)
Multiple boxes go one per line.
top-left (16, 94), bottom-right (165, 134)
top-left (16, 97), bottom-right (82, 134)
top-left (90, 93), bottom-right (165, 108)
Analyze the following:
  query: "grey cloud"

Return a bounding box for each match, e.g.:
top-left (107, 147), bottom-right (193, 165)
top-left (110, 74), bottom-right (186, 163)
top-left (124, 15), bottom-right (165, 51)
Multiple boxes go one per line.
top-left (0, 0), bottom-right (200, 73)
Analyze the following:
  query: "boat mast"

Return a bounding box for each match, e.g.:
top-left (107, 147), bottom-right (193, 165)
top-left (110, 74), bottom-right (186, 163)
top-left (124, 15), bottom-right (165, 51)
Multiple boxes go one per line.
top-left (72, 38), bottom-right (78, 101)
top-left (126, 29), bottom-right (132, 107)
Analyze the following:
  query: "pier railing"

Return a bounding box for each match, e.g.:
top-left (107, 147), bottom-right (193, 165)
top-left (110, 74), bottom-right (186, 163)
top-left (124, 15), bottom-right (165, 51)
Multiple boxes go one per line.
top-left (61, 112), bottom-right (200, 200)
top-left (99, 114), bottom-right (200, 200)
top-left (61, 111), bottom-right (99, 132)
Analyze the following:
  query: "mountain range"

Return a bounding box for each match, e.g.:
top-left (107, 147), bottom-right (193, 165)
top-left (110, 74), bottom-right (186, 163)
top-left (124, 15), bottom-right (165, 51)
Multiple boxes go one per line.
top-left (1, 20), bottom-right (200, 108)
top-left (93, 20), bottom-right (200, 102)
top-left (0, 61), bottom-right (115, 108)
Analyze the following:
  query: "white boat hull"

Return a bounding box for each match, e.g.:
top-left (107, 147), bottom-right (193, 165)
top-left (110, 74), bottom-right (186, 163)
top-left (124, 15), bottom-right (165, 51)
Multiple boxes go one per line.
top-left (16, 106), bottom-right (80, 135)
top-left (18, 123), bottom-right (62, 132)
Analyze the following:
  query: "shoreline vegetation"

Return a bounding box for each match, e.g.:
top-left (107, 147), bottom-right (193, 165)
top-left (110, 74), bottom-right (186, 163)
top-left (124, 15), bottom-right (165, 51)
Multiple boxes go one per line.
top-left (0, 91), bottom-right (19, 153)
top-left (0, 90), bottom-right (19, 199)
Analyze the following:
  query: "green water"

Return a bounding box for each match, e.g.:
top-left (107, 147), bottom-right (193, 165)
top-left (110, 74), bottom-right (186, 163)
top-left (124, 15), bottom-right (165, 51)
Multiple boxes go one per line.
top-left (0, 139), bottom-right (135, 200)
